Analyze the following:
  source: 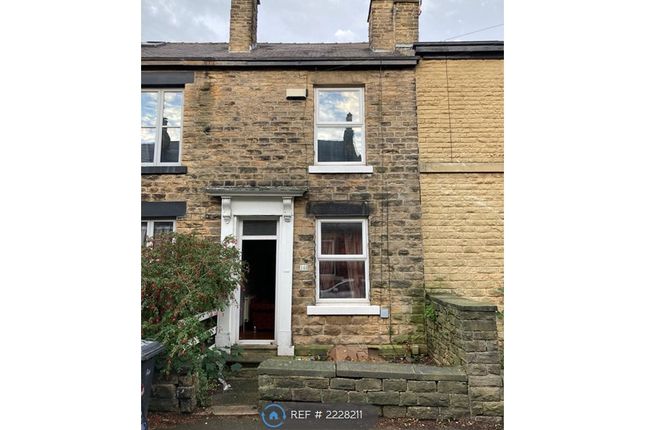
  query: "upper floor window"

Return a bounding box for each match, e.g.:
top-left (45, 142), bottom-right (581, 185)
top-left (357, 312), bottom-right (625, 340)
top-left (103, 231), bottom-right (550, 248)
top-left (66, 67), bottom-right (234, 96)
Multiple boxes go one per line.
top-left (314, 88), bottom-right (365, 165)
top-left (141, 90), bottom-right (183, 165)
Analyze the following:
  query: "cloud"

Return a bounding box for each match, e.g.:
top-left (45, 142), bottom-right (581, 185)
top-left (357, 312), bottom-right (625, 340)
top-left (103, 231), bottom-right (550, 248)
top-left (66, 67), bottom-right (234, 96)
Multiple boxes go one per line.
top-left (142, 0), bottom-right (503, 43)
top-left (334, 29), bottom-right (357, 42)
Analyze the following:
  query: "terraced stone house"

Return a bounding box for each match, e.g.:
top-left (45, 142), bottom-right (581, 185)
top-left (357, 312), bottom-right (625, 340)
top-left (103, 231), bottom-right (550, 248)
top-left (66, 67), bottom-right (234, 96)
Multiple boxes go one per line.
top-left (141, 0), bottom-right (504, 357)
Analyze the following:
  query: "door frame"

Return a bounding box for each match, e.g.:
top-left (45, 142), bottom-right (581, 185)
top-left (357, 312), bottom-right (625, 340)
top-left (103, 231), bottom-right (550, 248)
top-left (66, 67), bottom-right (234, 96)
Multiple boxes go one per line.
top-left (237, 218), bottom-right (278, 345)
top-left (215, 195), bottom-right (295, 356)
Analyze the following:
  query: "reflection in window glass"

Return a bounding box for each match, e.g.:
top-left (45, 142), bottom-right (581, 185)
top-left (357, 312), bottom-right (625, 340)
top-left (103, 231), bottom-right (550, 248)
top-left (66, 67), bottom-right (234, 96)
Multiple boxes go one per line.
top-left (163, 92), bottom-right (183, 127)
top-left (316, 127), bottom-right (363, 162)
top-left (160, 127), bottom-right (181, 163)
top-left (321, 222), bottom-right (363, 254)
top-left (141, 92), bottom-right (158, 127)
top-left (315, 88), bottom-right (364, 164)
top-left (141, 128), bottom-right (156, 163)
top-left (319, 261), bottom-right (366, 299)
top-left (141, 89), bottom-right (183, 165)
top-left (317, 90), bottom-right (361, 123)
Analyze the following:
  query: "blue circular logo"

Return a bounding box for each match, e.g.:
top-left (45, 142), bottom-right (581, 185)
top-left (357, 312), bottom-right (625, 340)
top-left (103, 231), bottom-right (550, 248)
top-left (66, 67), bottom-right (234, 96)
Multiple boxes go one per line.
top-left (260, 402), bottom-right (286, 428)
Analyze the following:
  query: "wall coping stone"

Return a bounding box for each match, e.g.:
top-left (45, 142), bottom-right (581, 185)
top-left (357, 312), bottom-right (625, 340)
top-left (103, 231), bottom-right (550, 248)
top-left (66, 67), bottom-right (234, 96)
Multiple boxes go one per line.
top-left (258, 359), bottom-right (335, 377)
top-left (336, 362), bottom-right (415, 379)
top-left (429, 295), bottom-right (497, 312)
top-left (413, 365), bottom-right (467, 382)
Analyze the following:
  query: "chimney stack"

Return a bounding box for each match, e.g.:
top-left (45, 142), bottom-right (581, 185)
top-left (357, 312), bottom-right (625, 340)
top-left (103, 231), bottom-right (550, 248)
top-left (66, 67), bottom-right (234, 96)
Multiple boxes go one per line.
top-left (229, 0), bottom-right (259, 52)
top-left (368, 0), bottom-right (420, 53)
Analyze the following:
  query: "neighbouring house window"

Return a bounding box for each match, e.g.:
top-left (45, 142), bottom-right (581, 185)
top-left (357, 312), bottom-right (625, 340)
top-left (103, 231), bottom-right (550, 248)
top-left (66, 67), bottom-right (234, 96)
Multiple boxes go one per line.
top-left (315, 88), bottom-right (365, 164)
top-left (316, 219), bottom-right (369, 301)
top-left (141, 90), bottom-right (183, 165)
top-left (141, 220), bottom-right (176, 246)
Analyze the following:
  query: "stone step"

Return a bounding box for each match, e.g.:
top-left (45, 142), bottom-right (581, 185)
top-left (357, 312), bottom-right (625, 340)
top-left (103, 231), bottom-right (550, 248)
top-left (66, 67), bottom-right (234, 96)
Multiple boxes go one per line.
top-left (229, 347), bottom-right (279, 365)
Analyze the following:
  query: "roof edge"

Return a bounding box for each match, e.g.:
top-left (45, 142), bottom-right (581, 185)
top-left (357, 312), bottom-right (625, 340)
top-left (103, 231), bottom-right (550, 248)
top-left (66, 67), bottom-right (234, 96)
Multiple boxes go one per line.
top-left (414, 41), bottom-right (504, 59)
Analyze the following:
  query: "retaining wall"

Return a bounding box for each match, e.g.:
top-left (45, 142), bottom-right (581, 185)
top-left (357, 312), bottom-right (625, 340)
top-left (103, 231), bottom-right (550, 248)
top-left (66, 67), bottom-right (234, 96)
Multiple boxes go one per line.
top-left (258, 360), bottom-right (471, 420)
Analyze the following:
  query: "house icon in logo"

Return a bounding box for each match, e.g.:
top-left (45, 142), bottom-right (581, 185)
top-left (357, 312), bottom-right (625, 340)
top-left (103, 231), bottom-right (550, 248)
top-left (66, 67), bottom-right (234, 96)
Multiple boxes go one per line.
top-left (260, 402), bottom-right (286, 428)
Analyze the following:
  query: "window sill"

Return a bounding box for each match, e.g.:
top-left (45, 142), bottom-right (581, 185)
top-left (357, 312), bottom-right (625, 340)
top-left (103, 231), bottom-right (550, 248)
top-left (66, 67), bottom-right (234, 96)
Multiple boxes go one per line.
top-left (141, 166), bottom-right (187, 175)
top-left (306, 304), bottom-right (380, 316)
top-left (308, 165), bottom-right (374, 174)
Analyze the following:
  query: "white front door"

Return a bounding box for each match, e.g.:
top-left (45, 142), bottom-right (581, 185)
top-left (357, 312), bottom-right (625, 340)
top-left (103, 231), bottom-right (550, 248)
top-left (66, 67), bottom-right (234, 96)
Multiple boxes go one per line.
top-left (215, 196), bottom-right (295, 356)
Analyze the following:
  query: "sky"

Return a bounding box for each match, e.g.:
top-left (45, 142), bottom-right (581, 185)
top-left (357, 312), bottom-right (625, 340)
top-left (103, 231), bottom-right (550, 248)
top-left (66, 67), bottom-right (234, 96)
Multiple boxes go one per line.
top-left (142, 0), bottom-right (503, 43)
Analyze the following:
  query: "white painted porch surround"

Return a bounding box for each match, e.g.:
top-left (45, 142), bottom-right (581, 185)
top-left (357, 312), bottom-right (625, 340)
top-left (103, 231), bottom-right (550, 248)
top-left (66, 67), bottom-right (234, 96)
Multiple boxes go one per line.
top-left (208, 187), bottom-right (306, 356)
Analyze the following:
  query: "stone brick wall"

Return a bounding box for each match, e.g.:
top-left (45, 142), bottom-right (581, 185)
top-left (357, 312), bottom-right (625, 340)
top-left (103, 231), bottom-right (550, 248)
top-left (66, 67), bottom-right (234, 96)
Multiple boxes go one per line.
top-left (419, 173), bottom-right (503, 305)
top-left (394, 1), bottom-right (420, 49)
top-left (229, 0), bottom-right (258, 52)
top-left (416, 58), bottom-right (504, 340)
top-left (142, 67), bottom-right (426, 351)
top-left (258, 359), bottom-right (472, 420)
top-left (416, 59), bottom-right (504, 164)
top-left (149, 372), bottom-right (199, 413)
top-left (369, 0), bottom-right (419, 52)
top-left (426, 295), bottom-right (503, 420)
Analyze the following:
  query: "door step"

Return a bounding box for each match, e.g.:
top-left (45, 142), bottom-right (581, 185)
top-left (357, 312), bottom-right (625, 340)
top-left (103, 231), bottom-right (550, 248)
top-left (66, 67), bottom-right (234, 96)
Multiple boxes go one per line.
top-left (230, 345), bottom-right (278, 365)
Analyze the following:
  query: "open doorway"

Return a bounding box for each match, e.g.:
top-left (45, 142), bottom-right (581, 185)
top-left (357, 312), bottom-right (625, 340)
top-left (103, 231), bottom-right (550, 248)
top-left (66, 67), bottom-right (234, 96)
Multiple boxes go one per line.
top-left (239, 220), bottom-right (277, 341)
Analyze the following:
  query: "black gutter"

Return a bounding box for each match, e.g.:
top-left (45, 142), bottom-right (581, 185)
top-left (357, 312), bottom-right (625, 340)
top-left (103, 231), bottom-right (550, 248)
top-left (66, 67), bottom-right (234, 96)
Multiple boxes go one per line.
top-left (414, 41), bottom-right (503, 59)
top-left (141, 58), bottom-right (419, 68)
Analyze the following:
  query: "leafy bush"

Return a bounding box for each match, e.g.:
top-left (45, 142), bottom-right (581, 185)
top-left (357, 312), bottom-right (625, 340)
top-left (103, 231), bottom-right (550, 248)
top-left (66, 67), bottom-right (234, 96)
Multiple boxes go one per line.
top-left (141, 233), bottom-right (245, 384)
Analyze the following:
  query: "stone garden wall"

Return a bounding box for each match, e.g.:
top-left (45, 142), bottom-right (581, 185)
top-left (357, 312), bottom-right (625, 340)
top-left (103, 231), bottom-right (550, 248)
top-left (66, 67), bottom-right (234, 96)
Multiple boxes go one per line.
top-left (149, 372), bottom-right (199, 414)
top-left (257, 294), bottom-right (503, 421)
top-left (258, 359), bottom-right (471, 420)
top-left (426, 295), bottom-right (503, 419)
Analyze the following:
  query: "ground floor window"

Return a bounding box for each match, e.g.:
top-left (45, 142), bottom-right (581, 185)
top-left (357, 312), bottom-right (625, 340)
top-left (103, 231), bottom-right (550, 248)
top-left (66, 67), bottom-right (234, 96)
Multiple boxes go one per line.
top-left (141, 220), bottom-right (175, 246)
top-left (316, 219), bottom-right (369, 302)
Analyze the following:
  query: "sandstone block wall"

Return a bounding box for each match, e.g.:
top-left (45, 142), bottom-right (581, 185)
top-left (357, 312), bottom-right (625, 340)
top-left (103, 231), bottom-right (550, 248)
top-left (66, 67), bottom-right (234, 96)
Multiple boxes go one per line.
top-left (258, 359), bottom-right (472, 420)
top-left (416, 59), bottom-right (504, 340)
top-left (142, 67), bottom-right (425, 350)
top-left (417, 59), bottom-right (504, 164)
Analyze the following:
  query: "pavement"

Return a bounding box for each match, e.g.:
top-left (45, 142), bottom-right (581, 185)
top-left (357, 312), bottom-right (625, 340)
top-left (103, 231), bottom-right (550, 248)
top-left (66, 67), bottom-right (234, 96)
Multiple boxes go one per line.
top-left (155, 415), bottom-right (263, 430)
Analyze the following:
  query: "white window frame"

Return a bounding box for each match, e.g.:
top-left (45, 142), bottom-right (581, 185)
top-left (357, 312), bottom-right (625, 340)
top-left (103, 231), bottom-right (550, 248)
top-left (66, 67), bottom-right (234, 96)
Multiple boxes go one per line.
top-left (315, 218), bottom-right (370, 304)
top-left (313, 87), bottom-right (368, 168)
top-left (141, 89), bottom-right (184, 166)
top-left (141, 219), bottom-right (176, 246)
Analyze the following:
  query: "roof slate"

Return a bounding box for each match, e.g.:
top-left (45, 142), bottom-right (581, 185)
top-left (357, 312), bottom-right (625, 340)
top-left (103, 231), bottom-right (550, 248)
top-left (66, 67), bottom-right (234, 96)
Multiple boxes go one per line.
top-left (141, 42), bottom-right (410, 61)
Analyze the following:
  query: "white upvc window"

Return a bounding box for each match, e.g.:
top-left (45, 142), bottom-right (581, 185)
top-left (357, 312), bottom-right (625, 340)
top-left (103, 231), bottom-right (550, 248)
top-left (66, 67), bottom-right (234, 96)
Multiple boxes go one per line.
top-left (141, 220), bottom-right (176, 246)
top-left (141, 89), bottom-right (184, 166)
top-left (310, 88), bottom-right (373, 174)
top-left (316, 219), bottom-right (370, 302)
